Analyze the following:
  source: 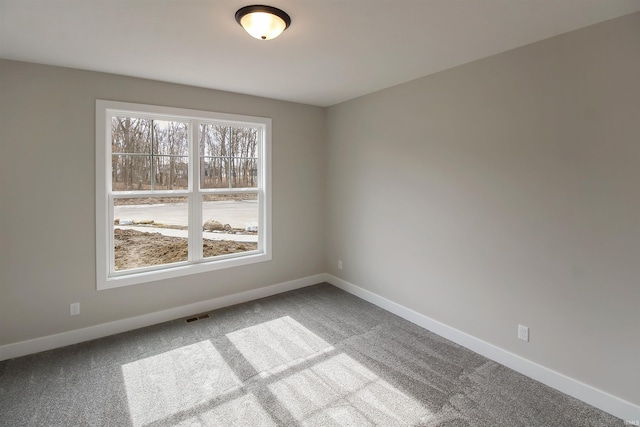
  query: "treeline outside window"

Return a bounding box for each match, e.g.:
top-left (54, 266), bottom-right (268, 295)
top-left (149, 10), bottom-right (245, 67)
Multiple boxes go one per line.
top-left (111, 119), bottom-right (260, 192)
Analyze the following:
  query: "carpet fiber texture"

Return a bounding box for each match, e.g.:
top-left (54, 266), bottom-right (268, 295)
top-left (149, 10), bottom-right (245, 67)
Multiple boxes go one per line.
top-left (0, 283), bottom-right (624, 426)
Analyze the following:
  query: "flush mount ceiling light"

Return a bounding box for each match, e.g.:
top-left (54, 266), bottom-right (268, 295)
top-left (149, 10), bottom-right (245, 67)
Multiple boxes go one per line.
top-left (235, 5), bottom-right (291, 40)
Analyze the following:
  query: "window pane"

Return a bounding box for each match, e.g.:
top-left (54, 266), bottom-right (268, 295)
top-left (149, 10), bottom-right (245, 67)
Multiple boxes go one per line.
top-left (113, 197), bottom-right (188, 271)
top-left (228, 126), bottom-right (258, 188)
top-left (112, 154), bottom-right (152, 191)
top-left (202, 193), bottom-right (258, 258)
top-left (200, 124), bottom-right (258, 189)
top-left (231, 157), bottom-right (258, 188)
top-left (152, 155), bottom-right (189, 190)
top-left (111, 117), bottom-right (152, 154)
top-left (199, 124), bottom-right (228, 156)
top-left (200, 156), bottom-right (229, 189)
top-left (200, 124), bottom-right (229, 189)
top-left (153, 120), bottom-right (189, 157)
top-left (112, 118), bottom-right (189, 192)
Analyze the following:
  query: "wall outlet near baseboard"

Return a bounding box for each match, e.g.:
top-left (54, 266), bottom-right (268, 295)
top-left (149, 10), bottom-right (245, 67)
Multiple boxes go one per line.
top-left (518, 324), bottom-right (529, 342)
top-left (70, 302), bottom-right (80, 316)
top-left (338, 260), bottom-right (343, 270)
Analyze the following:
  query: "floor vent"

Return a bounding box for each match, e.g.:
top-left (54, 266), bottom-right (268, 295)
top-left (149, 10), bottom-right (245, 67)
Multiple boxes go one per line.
top-left (185, 313), bottom-right (210, 323)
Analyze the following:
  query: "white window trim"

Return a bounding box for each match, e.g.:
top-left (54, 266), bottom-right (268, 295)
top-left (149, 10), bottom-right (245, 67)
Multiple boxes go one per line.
top-left (96, 100), bottom-right (272, 290)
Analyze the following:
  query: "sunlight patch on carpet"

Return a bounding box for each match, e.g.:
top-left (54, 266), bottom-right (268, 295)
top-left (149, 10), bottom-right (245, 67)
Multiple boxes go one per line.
top-left (122, 340), bottom-right (241, 426)
top-left (269, 353), bottom-right (432, 424)
top-left (226, 316), bottom-right (334, 373)
top-left (227, 316), bottom-right (432, 424)
top-left (173, 393), bottom-right (276, 427)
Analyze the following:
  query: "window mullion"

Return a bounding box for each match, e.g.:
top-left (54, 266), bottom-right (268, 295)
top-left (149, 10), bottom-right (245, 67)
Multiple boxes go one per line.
top-left (108, 181), bottom-right (115, 274)
top-left (189, 120), bottom-right (203, 261)
top-left (228, 126), bottom-right (232, 189)
top-left (151, 119), bottom-right (155, 191)
top-left (257, 126), bottom-right (264, 253)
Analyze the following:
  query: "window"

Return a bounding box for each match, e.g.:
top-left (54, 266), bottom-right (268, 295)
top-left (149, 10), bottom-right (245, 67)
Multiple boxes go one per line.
top-left (96, 100), bottom-right (271, 290)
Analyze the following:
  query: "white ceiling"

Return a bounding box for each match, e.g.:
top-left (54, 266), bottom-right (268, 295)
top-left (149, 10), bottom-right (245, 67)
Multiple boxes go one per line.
top-left (1, 0), bottom-right (639, 107)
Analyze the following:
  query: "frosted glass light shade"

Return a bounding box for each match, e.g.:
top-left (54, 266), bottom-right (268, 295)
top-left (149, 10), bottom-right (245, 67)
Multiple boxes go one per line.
top-left (240, 12), bottom-right (286, 40)
top-left (236, 5), bottom-right (291, 40)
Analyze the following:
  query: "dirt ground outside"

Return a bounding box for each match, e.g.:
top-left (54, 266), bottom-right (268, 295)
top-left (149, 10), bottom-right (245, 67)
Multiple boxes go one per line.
top-left (114, 228), bottom-right (257, 271)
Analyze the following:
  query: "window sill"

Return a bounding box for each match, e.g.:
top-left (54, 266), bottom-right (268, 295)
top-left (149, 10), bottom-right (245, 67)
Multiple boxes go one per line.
top-left (97, 251), bottom-right (271, 290)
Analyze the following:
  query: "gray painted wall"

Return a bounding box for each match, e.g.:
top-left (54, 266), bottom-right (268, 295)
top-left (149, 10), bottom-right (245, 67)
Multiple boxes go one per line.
top-left (0, 60), bottom-right (326, 345)
top-left (325, 13), bottom-right (639, 404)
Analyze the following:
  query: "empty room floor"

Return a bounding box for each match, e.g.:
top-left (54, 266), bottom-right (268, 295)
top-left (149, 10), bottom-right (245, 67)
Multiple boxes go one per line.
top-left (0, 283), bottom-right (623, 426)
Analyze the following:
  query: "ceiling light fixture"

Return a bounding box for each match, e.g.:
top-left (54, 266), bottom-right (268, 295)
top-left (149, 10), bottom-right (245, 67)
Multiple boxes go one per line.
top-left (235, 5), bottom-right (291, 40)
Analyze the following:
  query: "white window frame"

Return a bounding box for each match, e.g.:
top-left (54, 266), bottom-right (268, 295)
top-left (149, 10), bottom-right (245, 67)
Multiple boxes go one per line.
top-left (96, 100), bottom-right (271, 290)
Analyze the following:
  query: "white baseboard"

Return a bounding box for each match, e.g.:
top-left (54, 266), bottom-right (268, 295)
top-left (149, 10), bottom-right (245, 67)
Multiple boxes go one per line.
top-left (0, 274), bottom-right (324, 362)
top-left (325, 274), bottom-right (640, 422)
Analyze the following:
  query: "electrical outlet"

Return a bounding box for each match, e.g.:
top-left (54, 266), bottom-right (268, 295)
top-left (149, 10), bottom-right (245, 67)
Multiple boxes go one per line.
top-left (70, 302), bottom-right (80, 316)
top-left (518, 324), bottom-right (529, 342)
top-left (338, 260), bottom-right (343, 270)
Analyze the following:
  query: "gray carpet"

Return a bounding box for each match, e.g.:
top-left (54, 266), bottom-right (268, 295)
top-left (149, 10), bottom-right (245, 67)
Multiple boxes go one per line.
top-left (0, 283), bottom-right (624, 426)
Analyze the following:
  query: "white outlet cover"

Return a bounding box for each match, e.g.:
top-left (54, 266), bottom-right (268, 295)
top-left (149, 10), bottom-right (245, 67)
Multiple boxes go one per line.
top-left (70, 302), bottom-right (80, 316)
top-left (518, 324), bottom-right (529, 342)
